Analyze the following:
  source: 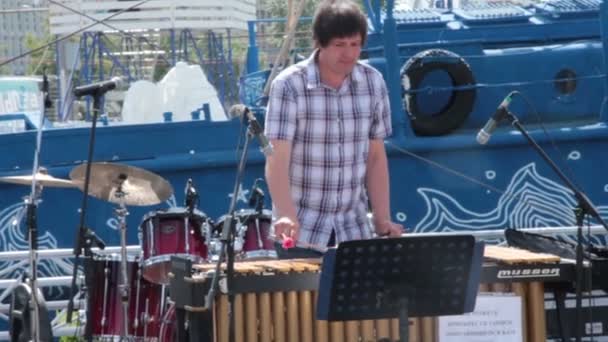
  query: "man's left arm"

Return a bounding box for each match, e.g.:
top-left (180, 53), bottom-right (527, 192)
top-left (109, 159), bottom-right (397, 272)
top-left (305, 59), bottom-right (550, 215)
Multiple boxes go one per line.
top-left (366, 139), bottom-right (404, 237)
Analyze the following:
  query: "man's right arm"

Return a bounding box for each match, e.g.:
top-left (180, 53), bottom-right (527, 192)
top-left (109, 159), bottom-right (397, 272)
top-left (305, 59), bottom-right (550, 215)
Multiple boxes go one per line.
top-left (264, 77), bottom-right (299, 240)
top-left (265, 140), bottom-right (300, 239)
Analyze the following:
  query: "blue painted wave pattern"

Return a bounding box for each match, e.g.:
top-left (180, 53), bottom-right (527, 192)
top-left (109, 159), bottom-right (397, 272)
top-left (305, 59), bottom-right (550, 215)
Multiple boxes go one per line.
top-left (0, 202), bottom-right (73, 298)
top-left (1, 163), bottom-right (606, 297)
top-left (414, 163), bottom-right (608, 244)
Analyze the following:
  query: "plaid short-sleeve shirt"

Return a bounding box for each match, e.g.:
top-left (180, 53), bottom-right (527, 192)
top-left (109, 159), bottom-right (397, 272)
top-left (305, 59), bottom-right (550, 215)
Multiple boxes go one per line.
top-left (264, 52), bottom-right (392, 247)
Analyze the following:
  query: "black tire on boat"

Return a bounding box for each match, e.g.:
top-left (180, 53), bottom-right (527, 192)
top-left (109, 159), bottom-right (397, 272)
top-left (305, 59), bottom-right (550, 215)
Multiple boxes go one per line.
top-left (401, 49), bottom-right (476, 136)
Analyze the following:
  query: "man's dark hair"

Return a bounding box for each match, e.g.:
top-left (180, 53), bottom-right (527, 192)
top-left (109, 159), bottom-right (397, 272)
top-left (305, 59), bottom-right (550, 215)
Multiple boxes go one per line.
top-left (312, 0), bottom-right (368, 48)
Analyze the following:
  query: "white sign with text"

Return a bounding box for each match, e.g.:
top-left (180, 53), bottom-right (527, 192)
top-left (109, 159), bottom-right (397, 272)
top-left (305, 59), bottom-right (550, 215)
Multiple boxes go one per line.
top-left (438, 294), bottom-right (523, 342)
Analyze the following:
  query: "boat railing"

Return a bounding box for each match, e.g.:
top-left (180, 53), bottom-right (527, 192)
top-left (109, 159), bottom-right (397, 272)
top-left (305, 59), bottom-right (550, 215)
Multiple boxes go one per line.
top-left (0, 245), bottom-right (141, 341)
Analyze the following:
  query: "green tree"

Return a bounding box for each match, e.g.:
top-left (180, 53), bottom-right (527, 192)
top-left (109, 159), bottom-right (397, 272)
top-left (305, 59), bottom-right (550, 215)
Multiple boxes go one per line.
top-left (24, 33), bottom-right (57, 75)
top-left (256, 0), bottom-right (381, 68)
top-left (261, 0), bottom-right (321, 55)
top-left (21, 13), bottom-right (60, 76)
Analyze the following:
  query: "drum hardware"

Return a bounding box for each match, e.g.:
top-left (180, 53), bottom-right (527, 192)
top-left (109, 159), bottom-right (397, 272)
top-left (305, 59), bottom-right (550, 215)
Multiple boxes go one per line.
top-left (141, 293), bottom-right (151, 338)
top-left (68, 162), bottom-right (174, 339)
top-left (254, 219), bottom-right (263, 250)
top-left (134, 268), bottom-right (143, 331)
top-left (2, 84), bottom-right (59, 340)
top-left (140, 207), bottom-right (210, 284)
top-left (184, 179), bottom-right (200, 256)
top-left (230, 216), bottom-right (246, 254)
top-left (6, 72), bottom-right (56, 341)
top-left (114, 177), bottom-right (132, 339)
top-left (184, 216), bottom-right (191, 255)
top-left (86, 255), bottom-right (164, 340)
top-left (159, 302), bottom-right (177, 341)
top-left (101, 264), bottom-right (109, 330)
top-left (203, 219), bottom-right (215, 259)
top-left (215, 209), bottom-right (276, 260)
top-left (7, 188), bottom-right (54, 341)
top-left (208, 240), bottom-right (223, 262)
top-left (147, 219), bottom-right (155, 258)
top-left (9, 279), bottom-right (53, 342)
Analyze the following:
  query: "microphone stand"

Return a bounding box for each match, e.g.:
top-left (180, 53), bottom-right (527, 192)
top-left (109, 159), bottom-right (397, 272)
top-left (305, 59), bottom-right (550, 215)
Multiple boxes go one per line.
top-left (503, 110), bottom-right (608, 342)
top-left (184, 179), bottom-right (198, 269)
top-left (205, 116), bottom-right (254, 342)
top-left (66, 90), bottom-right (104, 327)
top-left (248, 180), bottom-right (265, 252)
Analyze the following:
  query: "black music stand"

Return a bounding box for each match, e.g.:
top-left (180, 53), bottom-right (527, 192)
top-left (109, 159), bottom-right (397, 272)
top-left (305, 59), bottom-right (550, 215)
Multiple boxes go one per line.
top-left (317, 235), bottom-right (484, 342)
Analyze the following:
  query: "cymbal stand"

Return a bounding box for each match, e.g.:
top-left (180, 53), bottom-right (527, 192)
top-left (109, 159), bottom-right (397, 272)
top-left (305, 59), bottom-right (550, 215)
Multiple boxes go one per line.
top-left (23, 71), bottom-right (50, 341)
top-left (113, 175), bottom-right (130, 340)
top-left (25, 185), bottom-right (42, 341)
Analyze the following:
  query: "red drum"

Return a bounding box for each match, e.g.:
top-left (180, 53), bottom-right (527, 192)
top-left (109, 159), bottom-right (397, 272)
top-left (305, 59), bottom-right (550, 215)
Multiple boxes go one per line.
top-left (216, 209), bottom-right (276, 260)
top-left (87, 255), bottom-right (164, 340)
top-left (140, 208), bottom-right (210, 284)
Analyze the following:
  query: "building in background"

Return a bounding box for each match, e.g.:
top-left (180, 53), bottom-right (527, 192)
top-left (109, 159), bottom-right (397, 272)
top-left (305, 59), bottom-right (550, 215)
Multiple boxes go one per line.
top-left (0, 0), bottom-right (49, 75)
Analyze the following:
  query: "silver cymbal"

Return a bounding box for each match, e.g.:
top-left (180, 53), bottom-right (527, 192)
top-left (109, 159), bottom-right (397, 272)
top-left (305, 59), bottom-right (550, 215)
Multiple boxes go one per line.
top-left (0, 171), bottom-right (79, 188)
top-left (69, 163), bottom-right (173, 206)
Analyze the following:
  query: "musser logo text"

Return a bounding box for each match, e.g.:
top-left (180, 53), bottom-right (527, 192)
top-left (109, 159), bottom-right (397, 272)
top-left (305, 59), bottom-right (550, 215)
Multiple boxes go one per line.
top-left (497, 268), bottom-right (560, 279)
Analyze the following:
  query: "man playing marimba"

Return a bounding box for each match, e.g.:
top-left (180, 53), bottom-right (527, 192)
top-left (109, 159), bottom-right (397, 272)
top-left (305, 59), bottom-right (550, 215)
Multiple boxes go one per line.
top-left (264, 0), bottom-right (403, 259)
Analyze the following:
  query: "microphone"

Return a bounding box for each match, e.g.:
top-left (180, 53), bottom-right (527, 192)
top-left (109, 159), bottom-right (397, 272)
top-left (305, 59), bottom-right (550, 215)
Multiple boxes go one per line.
top-left (42, 72), bottom-right (52, 109)
top-left (84, 227), bottom-right (106, 250)
top-left (229, 104), bottom-right (274, 157)
top-left (73, 76), bottom-right (124, 97)
top-left (476, 93), bottom-right (514, 145)
top-left (184, 178), bottom-right (198, 213)
top-left (248, 178), bottom-right (265, 210)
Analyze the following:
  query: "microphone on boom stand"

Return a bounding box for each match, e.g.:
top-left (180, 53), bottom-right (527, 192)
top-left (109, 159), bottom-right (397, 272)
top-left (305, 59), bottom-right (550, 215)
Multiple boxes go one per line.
top-left (477, 91), bottom-right (608, 342)
top-left (42, 71), bottom-right (52, 110)
top-left (248, 178), bottom-right (265, 214)
top-left (476, 92), bottom-right (514, 145)
top-left (66, 76), bottom-right (127, 326)
top-left (184, 178), bottom-right (199, 214)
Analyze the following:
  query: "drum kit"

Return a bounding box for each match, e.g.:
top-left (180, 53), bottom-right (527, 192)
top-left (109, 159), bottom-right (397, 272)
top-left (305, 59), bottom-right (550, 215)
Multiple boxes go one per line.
top-left (1, 162), bottom-right (277, 341)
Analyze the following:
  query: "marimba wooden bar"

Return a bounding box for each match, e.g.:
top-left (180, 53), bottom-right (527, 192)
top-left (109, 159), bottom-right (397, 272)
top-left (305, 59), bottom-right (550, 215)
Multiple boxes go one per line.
top-left (172, 246), bottom-right (574, 342)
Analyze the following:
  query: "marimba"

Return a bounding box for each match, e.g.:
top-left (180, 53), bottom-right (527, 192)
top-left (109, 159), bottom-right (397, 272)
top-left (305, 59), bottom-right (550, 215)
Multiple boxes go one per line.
top-left (169, 246), bottom-right (583, 342)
